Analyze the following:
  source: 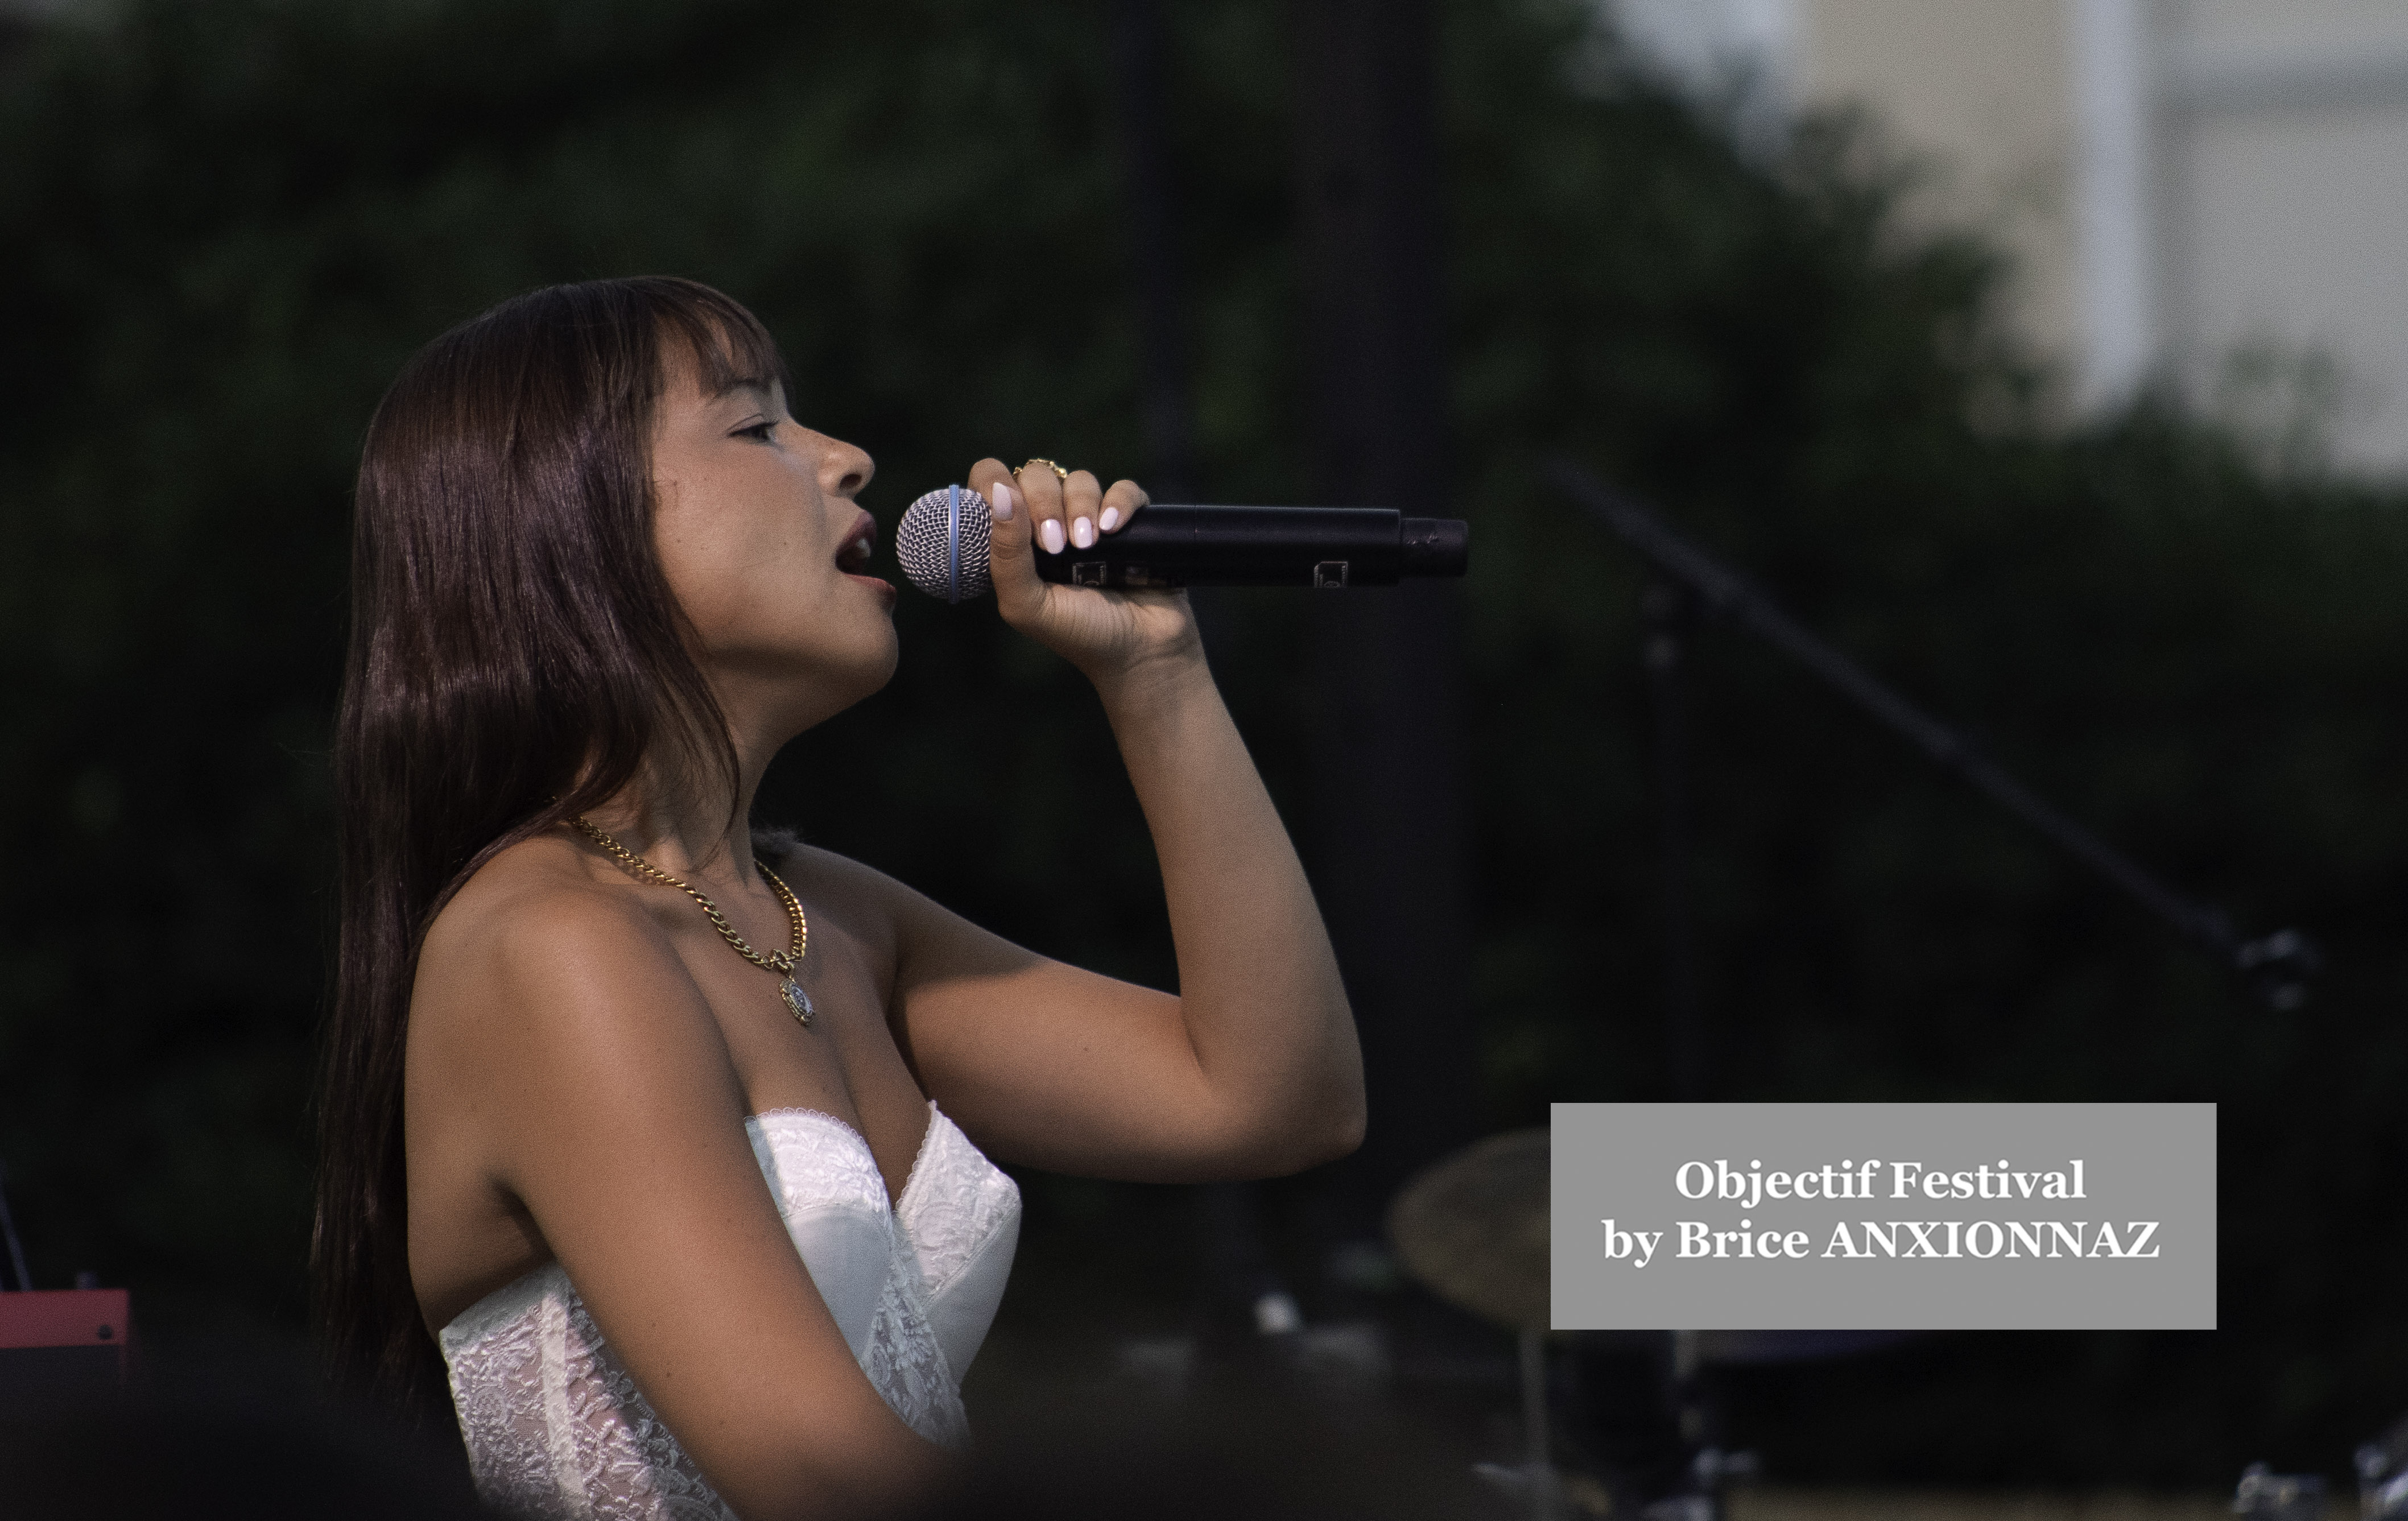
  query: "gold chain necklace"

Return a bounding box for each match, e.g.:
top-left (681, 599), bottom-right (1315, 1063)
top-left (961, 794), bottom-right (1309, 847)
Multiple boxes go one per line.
top-left (569, 817), bottom-right (814, 1027)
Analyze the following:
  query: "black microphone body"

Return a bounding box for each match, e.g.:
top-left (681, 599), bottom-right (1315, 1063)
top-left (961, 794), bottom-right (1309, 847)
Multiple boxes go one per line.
top-left (1035, 504), bottom-right (1467, 590)
top-left (893, 486), bottom-right (1469, 601)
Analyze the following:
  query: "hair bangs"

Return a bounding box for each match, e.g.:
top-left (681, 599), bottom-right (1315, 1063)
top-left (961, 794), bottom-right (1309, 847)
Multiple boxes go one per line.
top-left (638, 278), bottom-right (790, 402)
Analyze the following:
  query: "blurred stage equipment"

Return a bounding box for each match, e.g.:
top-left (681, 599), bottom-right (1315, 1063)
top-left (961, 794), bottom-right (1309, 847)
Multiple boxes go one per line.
top-left (2357, 1413), bottom-right (2408, 1520)
top-left (1390, 1134), bottom-right (1916, 1520)
top-left (2236, 1462), bottom-right (2326, 1520)
top-left (0, 1288), bottom-right (131, 1407)
top-left (1388, 1128), bottom-right (1548, 1331)
top-left (1547, 457), bottom-right (2322, 1013)
top-left (896, 486), bottom-right (1469, 602)
top-left (0, 1162), bottom-right (130, 1408)
top-left (1387, 1127), bottom-right (1562, 1519)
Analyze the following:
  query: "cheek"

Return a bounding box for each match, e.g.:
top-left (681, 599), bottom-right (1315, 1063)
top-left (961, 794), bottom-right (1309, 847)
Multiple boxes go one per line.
top-left (652, 521), bottom-right (745, 636)
top-left (649, 475), bottom-right (728, 597)
top-left (652, 492), bottom-right (809, 634)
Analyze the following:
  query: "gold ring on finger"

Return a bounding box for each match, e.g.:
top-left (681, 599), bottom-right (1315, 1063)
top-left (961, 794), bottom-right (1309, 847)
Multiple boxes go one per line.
top-left (1017, 457), bottom-right (1071, 481)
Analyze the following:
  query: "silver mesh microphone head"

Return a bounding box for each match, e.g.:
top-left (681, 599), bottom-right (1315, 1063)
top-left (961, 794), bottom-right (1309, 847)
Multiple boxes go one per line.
top-left (895, 484), bottom-right (996, 603)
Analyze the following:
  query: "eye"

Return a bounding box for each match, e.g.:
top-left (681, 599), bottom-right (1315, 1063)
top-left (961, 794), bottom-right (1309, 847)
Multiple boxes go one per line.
top-left (733, 419), bottom-right (779, 443)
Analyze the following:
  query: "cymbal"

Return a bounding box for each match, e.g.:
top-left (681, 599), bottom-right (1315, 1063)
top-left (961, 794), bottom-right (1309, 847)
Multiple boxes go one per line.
top-left (1386, 1127), bottom-right (1551, 1332)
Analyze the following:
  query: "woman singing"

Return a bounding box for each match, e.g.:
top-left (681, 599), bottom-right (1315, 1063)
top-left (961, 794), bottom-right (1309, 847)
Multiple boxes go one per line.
top-left (312, 277), bottom-right (1364, 1519)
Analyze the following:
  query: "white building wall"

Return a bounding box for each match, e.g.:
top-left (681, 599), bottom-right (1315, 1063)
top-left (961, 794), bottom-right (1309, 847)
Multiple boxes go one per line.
top-left (1601, 0), bottom-right (2408, 477)
top-left (1790, 0), bottom-right (2087, 389)
top-left (2070, 0), bottom-right (2157, 407)
top-left (2160, 0), bottom-right (2408, 472)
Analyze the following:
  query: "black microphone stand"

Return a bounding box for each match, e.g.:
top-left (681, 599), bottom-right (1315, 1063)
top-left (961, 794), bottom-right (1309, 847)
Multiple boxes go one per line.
top-left (1548, 457), bottom-right (2321, 1011)
top-left (0, 1161), bottom-right (32, 1292)
top-left (1642, 581), bottom-right (1707, 1102)
top-left (1561, 456), bottom-right (2320, 1521)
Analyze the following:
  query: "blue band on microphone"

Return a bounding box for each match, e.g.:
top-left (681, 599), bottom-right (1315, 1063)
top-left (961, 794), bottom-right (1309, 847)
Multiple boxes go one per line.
top-left (945, 483), bottom-right (961, 604)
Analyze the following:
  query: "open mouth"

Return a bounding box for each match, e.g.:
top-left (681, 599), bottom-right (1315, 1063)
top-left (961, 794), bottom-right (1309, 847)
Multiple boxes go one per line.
top-left (835, 516), bottom-right (877, 575)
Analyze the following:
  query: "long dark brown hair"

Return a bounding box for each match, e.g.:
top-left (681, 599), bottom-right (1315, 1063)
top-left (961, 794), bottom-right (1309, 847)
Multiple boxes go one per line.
top-left (314, 278), bottom-right (788, 1423)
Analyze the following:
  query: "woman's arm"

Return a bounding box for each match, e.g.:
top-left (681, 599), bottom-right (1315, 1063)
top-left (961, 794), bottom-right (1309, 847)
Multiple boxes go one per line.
top-left (877, 459), bottom-right (1365, 1181)
top-left (409, 862), bottom-right (945, 1519)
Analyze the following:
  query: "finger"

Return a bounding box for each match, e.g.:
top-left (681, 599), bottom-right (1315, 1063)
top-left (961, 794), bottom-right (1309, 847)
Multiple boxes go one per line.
top-left (1062, 470), bottom-right (1102, 549)
top-left (967, 457), bottom-right (1036, 601)
top-left (1018, 459), bottom-right (1068, 557)
top-left (968, 456), bottom-right (1025, 551)
top-left (1100, 478), bottom-right (1149, 534)
top-left (967, 457), bottom-right (1017, 528)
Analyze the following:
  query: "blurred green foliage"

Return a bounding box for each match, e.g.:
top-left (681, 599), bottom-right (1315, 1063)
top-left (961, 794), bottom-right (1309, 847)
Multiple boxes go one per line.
top-left (2, 0), bottom-right (2404, 1489)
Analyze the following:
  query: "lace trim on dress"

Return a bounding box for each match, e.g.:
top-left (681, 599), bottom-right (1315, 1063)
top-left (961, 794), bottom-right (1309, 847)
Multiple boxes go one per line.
top-left (745, 1103), bottom-right (945, 1210)
top-left (745, 1105), bottom-right (877, 1139)
top-left (444, 1260), bottom-right (571, 1351)
top-left (440, 1099), bottom-right (1007, 1519)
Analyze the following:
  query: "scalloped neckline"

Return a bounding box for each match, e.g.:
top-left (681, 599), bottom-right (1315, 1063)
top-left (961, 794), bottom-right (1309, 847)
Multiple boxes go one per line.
top-left (746, 1102), bottom-right (941, 1213)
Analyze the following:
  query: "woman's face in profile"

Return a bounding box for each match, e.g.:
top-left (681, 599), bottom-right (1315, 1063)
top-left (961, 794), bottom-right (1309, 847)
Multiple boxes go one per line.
top-left (647, 346), bottom-right (898, 729)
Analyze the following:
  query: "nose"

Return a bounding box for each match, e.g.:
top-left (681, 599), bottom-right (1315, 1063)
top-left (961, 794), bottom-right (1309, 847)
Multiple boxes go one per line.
top-left (819, 434), bottom-right (874, 499)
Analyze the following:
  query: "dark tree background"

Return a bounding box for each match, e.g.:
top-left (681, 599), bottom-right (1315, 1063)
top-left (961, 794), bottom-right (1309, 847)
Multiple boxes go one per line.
top-left (3, 0), bottom-right (2405, 1491)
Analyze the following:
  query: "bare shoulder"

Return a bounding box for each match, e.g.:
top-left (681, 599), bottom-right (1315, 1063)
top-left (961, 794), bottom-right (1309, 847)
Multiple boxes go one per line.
top-left (763, 839), bottom-right (914, 932)
top-left (410, 833), bottom-right (731, 1116)
top-left (423, 833), bottom-right (632, 953)
top-left (762, 839), bottom-right (1042, 988)
top-left (419, 833), bottom-right (680, 1016)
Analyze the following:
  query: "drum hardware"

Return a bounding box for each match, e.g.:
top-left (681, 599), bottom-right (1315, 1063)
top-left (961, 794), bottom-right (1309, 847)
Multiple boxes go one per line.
top-left (1388, 1130), bottom-right (1913, 1521)
top-left (2356, 1413), bottom-right (2408, 1520)
top-left (1389, 1129), bottom-right (1566, 1518)
top-left (2235, 1462), bottom-right (2324, 1520)
top-left (1638, 1449), bottom-right (1759, 1521)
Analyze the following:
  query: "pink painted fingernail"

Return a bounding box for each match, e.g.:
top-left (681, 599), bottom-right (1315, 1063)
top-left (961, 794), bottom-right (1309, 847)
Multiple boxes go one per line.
top-left (1039, 518), bottom-right (1065, 555)
top-left (1071, 516), bottom-right (1096, 549)
top-left (990, 481), bottom-right (1014, 522)
top-left (1100, 506), bottom-right (1121, 532)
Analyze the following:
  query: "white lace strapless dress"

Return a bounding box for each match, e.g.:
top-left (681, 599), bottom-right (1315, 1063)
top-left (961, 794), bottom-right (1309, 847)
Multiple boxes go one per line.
top-left (438, 1103), bottom-right (1022, 1520)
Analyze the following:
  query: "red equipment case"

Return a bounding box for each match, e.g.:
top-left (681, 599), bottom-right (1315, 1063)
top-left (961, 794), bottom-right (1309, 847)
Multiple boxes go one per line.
top-left (0, 1288), bottom-right (131, 1404)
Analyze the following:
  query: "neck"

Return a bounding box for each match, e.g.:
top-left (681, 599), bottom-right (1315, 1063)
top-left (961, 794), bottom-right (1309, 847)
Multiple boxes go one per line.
top-left (580, 743), bottom-right (766, 886)
top-left (576, 671), bottom-right (822, 883)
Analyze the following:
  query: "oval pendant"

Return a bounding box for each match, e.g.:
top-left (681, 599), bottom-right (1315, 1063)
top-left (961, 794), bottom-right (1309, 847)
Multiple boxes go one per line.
top-left (780, 978), bottom-right (814, 1027)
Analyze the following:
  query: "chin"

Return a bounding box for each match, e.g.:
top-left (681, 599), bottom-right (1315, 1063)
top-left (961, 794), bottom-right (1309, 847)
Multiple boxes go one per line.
top-left (859, 630), bottom-right (902, 697)
top-left (805, 628), bottom-right (901, 724)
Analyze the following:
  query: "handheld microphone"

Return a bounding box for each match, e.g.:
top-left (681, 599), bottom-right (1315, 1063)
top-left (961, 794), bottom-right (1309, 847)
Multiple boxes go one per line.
top-left (895, 485), bottom-right (1469, 603)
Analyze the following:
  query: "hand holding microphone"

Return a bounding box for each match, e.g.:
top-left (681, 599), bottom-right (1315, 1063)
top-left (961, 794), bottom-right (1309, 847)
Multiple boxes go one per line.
top-left (956, 456), bottom-right (1199, 692)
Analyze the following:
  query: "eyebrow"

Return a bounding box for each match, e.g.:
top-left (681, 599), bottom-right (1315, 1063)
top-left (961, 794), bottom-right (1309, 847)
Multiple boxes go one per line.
top-left (715, 379), bottom-right (774, 402)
